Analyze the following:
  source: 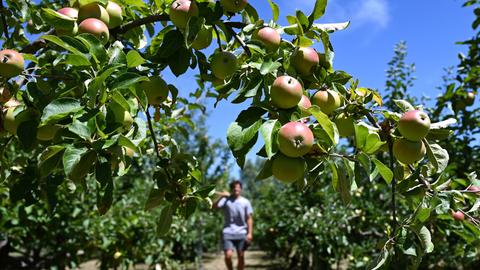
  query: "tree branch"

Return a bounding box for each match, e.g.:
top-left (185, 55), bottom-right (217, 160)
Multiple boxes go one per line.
top-left (212, 24), bottom-right (223, 52)
top-left (224, 24), bottom-right (251, 57)
top-left (111, 14), bottom-right (169, 35)
top-left (0, 0), bottom-right (9, 40)
top-left (145, 105), bottom-right (162, 159)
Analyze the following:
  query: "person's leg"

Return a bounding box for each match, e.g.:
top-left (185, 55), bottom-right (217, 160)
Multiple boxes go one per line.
top-left (224, 249), bottom-right (233, 270)
top-left (236, 249), bottom-right (245, 270)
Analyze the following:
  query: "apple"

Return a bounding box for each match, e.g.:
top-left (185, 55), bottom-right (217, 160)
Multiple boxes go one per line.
top-left (220, 0), bottom-right (248, 13)
top-left (393, 138), bottom-right (426, 164)
top-left (169, 0), bottom-right (199, 29)
top-left (335, 113), bottom-right (355, 137)
top-left (0, 50), bottom-right (24, 78)
top-left (465, 92), bottom-right (475, 106)
top-left (398, 110), bottom-right (430, 141)
top-left (311, 89), bottom-right (341, 115)
top-left (468, 186), bottom-right (480, 194)
top-left (123, 146), bottom-right (135, 158)
top-left (106, 1), bottom-right (123, 28)
top-left (270, 76), bottom-right (303, 109)
top-left (139, 77), bottom-right (169, 105)
top-left (211, 51), bottom-right (238, 80)
top-left (191, 26), bottom-right (213, 50)
top-left (272, 154), bottom-right (305, 183)
top-left (291, 47), bottom-right (319, 76)
top-left (37, 125), bottom-right (61, 141)
top-left (3, 107), bottom-right (17, 134)
top-left (252, 27), bottom-right (281, 52)
top-left (298, 95), bottom-right (312, 117)
top-left (57, 7), bottom-right (78, 19)
top-left (278, 121), bottom-right (314, 157)
top-left (109, 102), bottom-right (133, 131)
top-left (78, 18), bottom-right (110, 44)
top-left (452, 210), bottom-right (465, 221)
top-left (78, 3), bottom-right (110, 25)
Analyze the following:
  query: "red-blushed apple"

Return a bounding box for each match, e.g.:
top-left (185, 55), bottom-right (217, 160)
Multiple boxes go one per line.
top-left (169, 0), bottom-right (199, 29)
top-left (37, 125), bottom-right (61, 141)
top-left (220, 0), bottom-right (248, 13)
top-left (191, 26), bottom-right (213, 50)
top-left (211, 51), bottom-right (238, 80)
top-left (468, 186), bottom-right (480, 194)
top-left (291, 47), bottom-right (319, 76)
top-left (278, 121), bottom-right (314, 157)
top-left (393, 138), bottom-right (426, 164)
top-left (270, 75), bottom-right (303, 109)
top-left (452, 210), bottom-right (465, 221)
top-left (57, 7), bottom-right (78, 19)
top-left (398, 110), bottom-right (431, 141)
top-left (272, 154), bottom-right (305, 183)
top-left (0, 50), bottom-right (24, 78)
top-left (298, 95), bottom-right (312, 117)
top-left (106, 1), bottom-right (123, 28)
top-left (252, 27), bottom-right (281, 52)
top-left (78, 18), bottom-right (110, 44)
top-left (311, 89), bottom-right (341, 115)
top-left (139, 77), bottom-right (169, 105)
top-left (335, 113), bottom-right (355, 137)
top-left (78, 3), bottom-right (110, 25)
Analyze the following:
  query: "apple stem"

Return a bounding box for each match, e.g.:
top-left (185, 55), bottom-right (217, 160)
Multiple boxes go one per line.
top-left (212, 24), bottom-right (223, 52)
top-left (0, 1), bottom-right (9, 40)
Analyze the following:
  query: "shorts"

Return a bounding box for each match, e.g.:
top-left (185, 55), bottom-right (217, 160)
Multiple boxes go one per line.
top-left (222, 234), bottom-right (249, 251)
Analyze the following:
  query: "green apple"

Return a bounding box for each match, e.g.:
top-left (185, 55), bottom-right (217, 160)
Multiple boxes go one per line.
top-left (78, 3), bottom-right (109, 24)
top-left (0, 50), bottom-right (24, 78)
top-left (139, 77), bottom-right (169, 105)
top-left (393, 138), bottom-right (426, 164)
top-left (311, 89), bottom-right (341, 115)
top-left (191, 26), bottom-right (213, 50)
top-left (220, 0), bottom-right (248, 13)
top-left (277, 121), bottom-right (314, 157)
top-left (211, 51), bottom-right (238, 80)
top-left (252, 27), bottom-right (281, 52)
top-left (37, 125), bottom-right (61, 141)
top-left (106, 1), bottom-right (123, 28)
top-left (169, 0), bottom-right (199, 29)
top-left (270, 75), bottom-right (303, 109)
top-left (335, 113), bottom-right (355, 137)
top-left (397, 110), bottom-right (430, 141)
top-left (291, 47), bottom-right (319, 76)
top-left (78, 18), bottom-right (110, 44)
top-left (272, 154), bottom-right (305, 183)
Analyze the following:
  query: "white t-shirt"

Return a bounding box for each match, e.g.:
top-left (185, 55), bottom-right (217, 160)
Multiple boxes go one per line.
top-left (217, 196), bottom-right (253, 237)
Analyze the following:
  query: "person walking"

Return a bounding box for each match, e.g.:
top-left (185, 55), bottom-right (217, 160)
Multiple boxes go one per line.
top-left (213, 180), bottom-right (253, 270)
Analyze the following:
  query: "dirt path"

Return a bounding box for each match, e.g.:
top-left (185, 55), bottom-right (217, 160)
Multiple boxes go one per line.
top-left (192, 250), bottom-right (282, 270)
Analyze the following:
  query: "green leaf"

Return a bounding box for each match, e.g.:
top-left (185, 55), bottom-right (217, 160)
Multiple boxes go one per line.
top-left (357, 152), bottom-right (371, 176)
top-left (41, 98), bottom-right (82, 124)
top-left (38, 146), bottom-right (65, 177)
top-left (425, 141), bottom-right (449, 174)
top-left (393, 99), bottom-right (415, 112)
top-left (145, 188), bottom-right (166, 211)
top-left (157, 204), bottom-right (174, 236)
top-left (267, 0), bottom-right (280, 22)
top-left (414, 226), bottom-right (434, 253)
top-left (259, 119), bottom-right (280, 159)
top-left (308, 0), bottom-right (327, 26)
top-left (369, 247), bottom-right (390, 270)
top-left (76, 34), bottom-right (108, 64)
top-left (17, 120), bottom-right (38, 150)
top-left (68, 118), bottom-right (95, 140)
top-left (372, 158), bottom-right (393, 184)
top-left (41, 8), bottom-right (75, 30)
top-left (63, 147), bottom-right (96, 181)
top-left (65, 54), bottom-right (91, 66)
top-left (126, 50), bottom-right (146, 68)
top-left (95, 161), bottom-right (113, 215)
top-left (42, 35), bottom-right (88, 57)
top-left (309, 106), bottom-right (338, 145)
top-left (168, 47), bottom-right (191, 76)
top-left (256, 159), bottom-right (273, 180)
top-left (110, 72), bottom-right (148, 90)
top-left (416, 206), bottom-right (431, 222)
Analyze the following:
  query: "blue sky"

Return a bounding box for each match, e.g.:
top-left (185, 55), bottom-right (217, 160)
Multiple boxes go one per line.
top-left (163, 0), bottom-right (475, 176)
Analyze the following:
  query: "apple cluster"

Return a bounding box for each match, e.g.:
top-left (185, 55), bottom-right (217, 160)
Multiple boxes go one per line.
top-left (55, 1), bottom-right (123, 44)
top-left (393, 110), bottom-right (431, 164)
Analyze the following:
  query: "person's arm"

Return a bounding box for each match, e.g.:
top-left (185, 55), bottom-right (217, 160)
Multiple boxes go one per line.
top-left (246, 214), bottom-right (253, 243)
top-left (212, 191), bottom-right (230, 209)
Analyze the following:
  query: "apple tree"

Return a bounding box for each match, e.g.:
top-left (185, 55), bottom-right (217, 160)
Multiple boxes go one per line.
top-left (0, 0), bottom-right (478, 267)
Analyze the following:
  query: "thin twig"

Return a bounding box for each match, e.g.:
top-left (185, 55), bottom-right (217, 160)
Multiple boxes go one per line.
top-left (0, 0), bottom-right (9, 40)
top-left (212, 24), bottom-right (223, 52)
top-left (145, 105), bottom-right (161, 159)
top-left (224, 24), bottom-right (251, 57)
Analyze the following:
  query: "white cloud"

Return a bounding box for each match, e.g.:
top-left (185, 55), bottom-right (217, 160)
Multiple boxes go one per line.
top-left (354, 0), bottom-right (390, 29)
